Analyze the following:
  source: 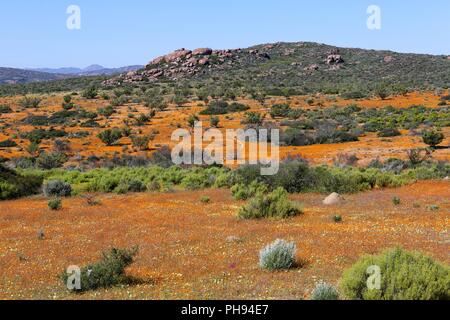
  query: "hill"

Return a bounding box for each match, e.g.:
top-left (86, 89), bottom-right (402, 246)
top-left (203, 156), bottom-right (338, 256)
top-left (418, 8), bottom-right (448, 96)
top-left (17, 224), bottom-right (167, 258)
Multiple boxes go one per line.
top-left (30, 65), bottom-right (143, 76)
top-left (0, 67), bottom-right (68, 84)
top-left (105, 42), bottom-right (450, 94)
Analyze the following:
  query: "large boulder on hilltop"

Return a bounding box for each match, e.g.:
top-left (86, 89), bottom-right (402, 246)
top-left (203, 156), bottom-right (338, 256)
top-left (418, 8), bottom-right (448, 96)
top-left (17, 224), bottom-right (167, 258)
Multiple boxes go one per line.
top-left (323, 193), bottom-right (344, 205)
top-left (148, 48), bottom-right (192, 65)
top-left (193, 48), bottom-right (213, 56)
top-left (149, 55), bottom-right (166, 65)
top-left (164, 48), bottom-right (192, 62)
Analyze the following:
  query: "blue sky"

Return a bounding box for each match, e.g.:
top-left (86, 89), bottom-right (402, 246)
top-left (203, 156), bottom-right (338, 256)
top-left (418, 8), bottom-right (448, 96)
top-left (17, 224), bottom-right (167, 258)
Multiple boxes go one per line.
top-left (1, 0), bottom-right (449, 68)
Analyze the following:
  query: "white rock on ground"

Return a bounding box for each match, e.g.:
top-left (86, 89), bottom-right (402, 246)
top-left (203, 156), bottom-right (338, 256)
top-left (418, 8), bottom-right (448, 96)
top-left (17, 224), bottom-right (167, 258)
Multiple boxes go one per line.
top-left (323, 193), bottom-right (344, 205)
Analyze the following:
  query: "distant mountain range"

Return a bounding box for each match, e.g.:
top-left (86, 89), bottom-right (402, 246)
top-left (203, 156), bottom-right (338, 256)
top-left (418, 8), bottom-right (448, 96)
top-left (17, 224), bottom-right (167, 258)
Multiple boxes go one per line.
top-left (0, 65), bottom-right (143, 84)
top-left (29, 64), bottom-right (143, 76)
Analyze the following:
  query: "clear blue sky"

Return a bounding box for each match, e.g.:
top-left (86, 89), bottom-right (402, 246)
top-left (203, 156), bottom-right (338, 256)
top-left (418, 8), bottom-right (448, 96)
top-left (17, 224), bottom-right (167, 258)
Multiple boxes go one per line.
top-left (1, 0), bottom-right (449, 68)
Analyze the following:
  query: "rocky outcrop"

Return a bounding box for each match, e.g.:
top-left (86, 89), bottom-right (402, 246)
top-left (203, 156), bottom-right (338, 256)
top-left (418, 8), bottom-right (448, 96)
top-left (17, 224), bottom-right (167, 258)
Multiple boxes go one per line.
top-left (325, 49), bottom-right (344, 65)
top-left (193, 48), bottom-right (213, 56)
top-left (384, 55), bottom-right (394, 63)
top-left (103, 46), bottom-right (270, 85)
top-left (326, 54), bottom-right (344, 65)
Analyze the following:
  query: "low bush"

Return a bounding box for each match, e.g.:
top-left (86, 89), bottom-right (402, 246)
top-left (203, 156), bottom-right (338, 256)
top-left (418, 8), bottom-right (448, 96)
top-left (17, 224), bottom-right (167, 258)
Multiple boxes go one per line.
top-left (36, 152), bottom-right (67, 169)
top-left (228, 102), bottom-right (249, 113)
top-left (0, 140), bottom-right (18, 148)
top-left (241, 112), bottom-right (264, 126)
top-left (238, 187), bottom-right (301, 219)
top-left (340, 247), bottom-right (449, 300)
top-left (422, 130), bottom-right (444, 148)
top-left (270, 104), bottom-right (291, 118)
top-left (19, 96), bottom-right (42, 108)
top-left (200, 100), bottom-right (229, 115)
top-left (259, 239), bottom-right (296, 270)
top-left (392, 196), bottom-right (401, 205)
top-left (81, 86), bottom-right (98, 99)
top-left (48, 198), bottom-right (62, 210)
top-left (209, 116), bottom-right (220, 128)
top-left (115, 179), bottom-right (146, 194)
top-left (231, 181), bottom-right (268, 200)
top-left (311, 282), bottom-right (340, 300)
top-left (97, 129), bottom-right (122, 146)
top-left (98, 105), bottom-right (116, 118)
top-left (21, 128), bottom-right (67, 144)
top-left (0, 165), bottom-right (43, 200)
top-left (43, 180), bottom-right (72, 197)
top-left (0, 104), bottom-right (12, 113)
top-left (378, 127), bottom-right (401, 137)
top-left (61, 247), bottom-right (139, 292)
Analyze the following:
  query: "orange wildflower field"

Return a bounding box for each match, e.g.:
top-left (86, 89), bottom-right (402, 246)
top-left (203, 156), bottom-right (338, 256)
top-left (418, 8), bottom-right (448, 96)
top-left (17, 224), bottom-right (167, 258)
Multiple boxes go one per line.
top-left (0, 91), bottom-right (448, 300)
top-left (0, 91), bottom-right (449, 164)
top-left (0, 180), bottom-right (448, 299)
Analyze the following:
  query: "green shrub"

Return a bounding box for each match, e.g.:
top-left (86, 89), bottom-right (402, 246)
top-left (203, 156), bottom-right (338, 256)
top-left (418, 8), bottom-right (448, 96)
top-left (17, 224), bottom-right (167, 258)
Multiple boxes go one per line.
top-left (259, 239), bottom-right (296, 270)
top-left (97, 129), bottom-right (122, 146)
top-left (231, 181), bottom-right (268, 200)
top-left (98, 105), bottom-right (116, 118)
top-left (374, 83), bottom-right (389, 100)
top-left (0, 165), bottom-right (43, 200)
top-left (392, 196), bottom-right (401, 205)
top-left (200, 100), bottom-right (229, 115)
top-left (21, 128), bottom-right (67, 144)
top-left (62, 247), bottom-right (139, 292)
top-left (187, 114), bottom-right (200, 128)
top-left (0, 104), bottom-right (12, 113)
top-left (19, 96), bottom-right (42, 108)
top-left (115, 179), bottom-right (146, 194)
top-left (43, 180), bottom-right (72, 197)
top-left (131, 135), bottom-right (153, 151)
top-left (200, 196), bottom-right (210, 204)
top-left (228, 102), bottom-right (249, 113)
top-left (332, 215), bottom-right (343, 223)
top-left (36, 152), bottom-right (67, 169)
top-left (270, 104), bottom-right (291, 118)
top-left (48, 198), bottom-right (62, 210)
top-left (340, 247), bottom-right (450, 300)
top-left (422, 130), bottom-right (444, 148)
top-left (81, 86), bottom-right (98, 99)
top-left (0, 140), bottom-right (18, 148)
top-left (209, 116), bottom-right (220, 128)
top-left (378, 128), bottom-right (401, 137)
top-left (238, 187), bottom-right (301, 219)
top-left (241, 112), bottom-right (264, 126)
top-left (311, 282), bottom-right (340, 300)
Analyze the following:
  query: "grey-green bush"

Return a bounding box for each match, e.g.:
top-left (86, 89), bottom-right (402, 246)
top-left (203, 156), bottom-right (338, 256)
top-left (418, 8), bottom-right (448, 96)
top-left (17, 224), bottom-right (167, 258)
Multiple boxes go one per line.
top-left (259, 239), bottom-right (296, 270)
top-left (340, 247), bottom-right (449, 300)
top-left (311, 282), bottom-right (340, 300)
top-left (43, 180), bottom-right (72, 197)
